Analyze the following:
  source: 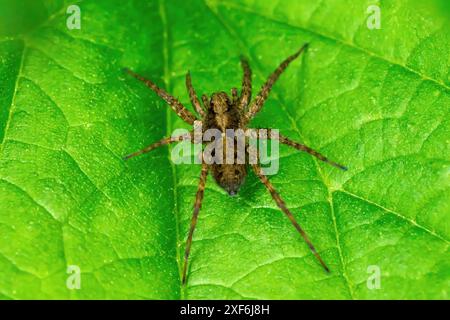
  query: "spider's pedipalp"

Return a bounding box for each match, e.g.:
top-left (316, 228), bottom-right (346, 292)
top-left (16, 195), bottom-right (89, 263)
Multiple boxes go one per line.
top-left (124, 68), bottom-right (197, 124)
top-left (231, 87), bottom-right (238, 104)
top-left (201, 94), bottom-right (209, 110)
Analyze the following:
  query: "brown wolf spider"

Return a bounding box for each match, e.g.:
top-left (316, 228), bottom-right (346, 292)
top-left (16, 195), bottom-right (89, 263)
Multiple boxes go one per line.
top-left (123, 43), bottom-right (347, 285)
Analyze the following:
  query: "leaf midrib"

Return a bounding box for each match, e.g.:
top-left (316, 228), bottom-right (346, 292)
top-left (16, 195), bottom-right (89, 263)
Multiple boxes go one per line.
top-left (158, 0), bottom-right (185, 299)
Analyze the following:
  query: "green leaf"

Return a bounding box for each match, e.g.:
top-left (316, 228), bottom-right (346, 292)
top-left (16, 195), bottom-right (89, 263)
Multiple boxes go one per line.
top-left (0, 0), bottom-right (448, 299)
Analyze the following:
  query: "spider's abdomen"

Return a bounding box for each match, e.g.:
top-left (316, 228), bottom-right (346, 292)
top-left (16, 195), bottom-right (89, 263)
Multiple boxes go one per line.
top-left (211, 163), bottom-right (247, 196)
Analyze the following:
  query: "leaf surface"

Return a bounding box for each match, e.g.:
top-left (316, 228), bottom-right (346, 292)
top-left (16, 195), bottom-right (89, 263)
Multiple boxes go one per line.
top-left (0, 0), bottom-right (448, 299)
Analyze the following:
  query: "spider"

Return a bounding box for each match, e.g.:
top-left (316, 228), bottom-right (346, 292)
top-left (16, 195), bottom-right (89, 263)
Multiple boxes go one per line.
top-left (123, 43), bottom-right (347, 285)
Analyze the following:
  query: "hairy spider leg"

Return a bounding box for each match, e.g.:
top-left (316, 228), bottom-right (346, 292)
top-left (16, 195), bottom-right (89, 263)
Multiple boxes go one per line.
top-left (244, 43), bottom-right (309, 123)
top-left (262, 129), bottom-right (348, 171)
top-left (123, 132), bottom-right (192, 161)
top-left (124, 68), bottom-right (197, 125)
top-left (186, 71), bottom-right (206, 117)
top-left (182, 162), bottom-right (209, 284)
top-left (239, 56), bottom-right (252, 109)
top-left (252, 164), bottom-right (330, 273)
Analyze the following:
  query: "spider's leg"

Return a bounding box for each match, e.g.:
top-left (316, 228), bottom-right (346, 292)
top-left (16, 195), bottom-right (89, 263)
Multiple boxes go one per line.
top-left (182, 162), bottom-right (209, 285)
top-left (244, 44), bottom-right (308, 123)
top-left (261, 129), bottom-right (347, 171)
top-left (239, 56), bottom-right (252, 109)
top-left (123, 132), bottom-right (192, 160)
top-left (251, 164), bottom-right (330, 273)
top-left (279, 134), bottom-right (347, 171)
top-left (186, 71), bottom-right (206, 117)
top-left (124, 68), bottom-right (197, 125)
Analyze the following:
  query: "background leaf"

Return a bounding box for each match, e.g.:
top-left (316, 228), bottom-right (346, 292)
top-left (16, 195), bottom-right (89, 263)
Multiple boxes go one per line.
top-left (0, 0), bottom-right (449, 299)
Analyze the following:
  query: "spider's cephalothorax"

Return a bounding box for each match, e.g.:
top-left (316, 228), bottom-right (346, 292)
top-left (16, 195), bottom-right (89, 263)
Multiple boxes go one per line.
top-left (123, 44), bottom-right (348, 285)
